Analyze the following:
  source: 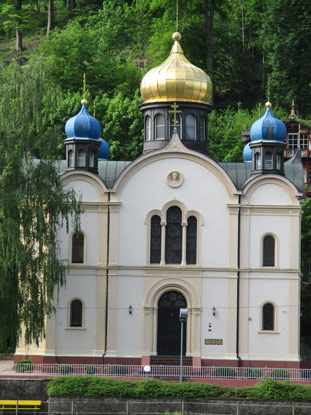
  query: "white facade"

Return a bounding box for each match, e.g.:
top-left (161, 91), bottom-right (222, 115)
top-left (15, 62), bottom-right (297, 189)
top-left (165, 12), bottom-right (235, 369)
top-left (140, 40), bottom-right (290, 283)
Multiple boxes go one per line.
top-left (16, 135), bottom-right (303, 368)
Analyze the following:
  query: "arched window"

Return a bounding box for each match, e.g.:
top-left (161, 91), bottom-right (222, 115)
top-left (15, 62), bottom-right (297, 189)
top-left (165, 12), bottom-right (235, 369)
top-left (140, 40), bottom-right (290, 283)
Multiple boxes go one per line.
top-left (185, 114), bottom-right (196, 140)
top-left (72, 232), bottom-right (84, 263)
top-left (77, 150), bottom-right (86, 167)
top-left (169, 115), bottom-right (181, 138)
top-left (165, 207), bottom-right (182, 264)
top-left (263, 235), bottom-right (275, 267)
top-left (150, 215), bottom-right (161, 264)
top-left (89, 151), bottom-right (95, 168)
top-left (199, 117), bottom-right (206, 141)
top-left (262, 302), bottom-right (274, 331)
top-left (145, 116), bottom-right (151, 141)
top-left (264, 152), bottom-right (272, 169)
top-left (186, 216), bottom-right (197, 264)
top-left (254, 152), bottom-right (261, 170)
top-left (155, 114), bottom-right (165, 140)
top-left (70, 299), bottom-right (83, 327)
top-left (68, 150), bottom-right (74, 168)
top-left (276, 154), bottom-right (282, 170)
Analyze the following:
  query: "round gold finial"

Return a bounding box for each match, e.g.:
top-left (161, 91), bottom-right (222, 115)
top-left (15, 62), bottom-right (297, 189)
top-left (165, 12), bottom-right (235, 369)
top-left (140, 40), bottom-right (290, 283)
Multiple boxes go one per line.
top-left (265, 101), bottom-right (271, 108)
top-left (81, 98), bottom-right (88, 105)
top-left (172, 32), bottom-right (181, 41)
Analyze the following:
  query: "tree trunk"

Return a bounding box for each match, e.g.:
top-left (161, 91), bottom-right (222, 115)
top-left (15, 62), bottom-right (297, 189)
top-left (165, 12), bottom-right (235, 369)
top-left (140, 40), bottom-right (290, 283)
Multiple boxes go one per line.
top-left (16, 28), bottom-right (23, 52)
top-left (15, 0), bottom-right (23, 52)
top-left (35, 0), bottom-right (40, 12)
top-left (69, 0), bottom-right (75, 15)
top-left (205, 0), bottom-right (215, 105)
top-left (47, 0), bottom-right (54, 35)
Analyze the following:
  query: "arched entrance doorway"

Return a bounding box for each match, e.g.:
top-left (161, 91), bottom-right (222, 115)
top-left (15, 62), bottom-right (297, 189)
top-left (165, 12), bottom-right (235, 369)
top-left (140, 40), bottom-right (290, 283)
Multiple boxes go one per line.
top-left (157, 291), bottom-right (187, 355)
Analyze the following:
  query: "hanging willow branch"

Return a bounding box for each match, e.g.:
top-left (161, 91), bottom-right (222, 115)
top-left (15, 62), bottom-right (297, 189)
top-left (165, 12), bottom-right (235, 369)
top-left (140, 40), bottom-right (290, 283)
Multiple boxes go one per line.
top-left (0, 60), bottom-right (81, 346)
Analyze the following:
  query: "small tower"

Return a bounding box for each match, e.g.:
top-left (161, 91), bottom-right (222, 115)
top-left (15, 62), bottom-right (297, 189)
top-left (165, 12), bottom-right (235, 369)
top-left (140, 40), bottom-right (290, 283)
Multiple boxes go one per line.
top-left (64, 98), bottom-right (101, 174)
top-left (140, 32), bottom-right (213, 155)
top-left (249, 102), bottom-right (286, 176)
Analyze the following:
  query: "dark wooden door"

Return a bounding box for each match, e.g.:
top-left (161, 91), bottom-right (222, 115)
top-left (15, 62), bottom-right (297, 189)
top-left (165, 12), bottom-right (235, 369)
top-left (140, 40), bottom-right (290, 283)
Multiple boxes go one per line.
top-left (157, 291), bottom-right (187, 356)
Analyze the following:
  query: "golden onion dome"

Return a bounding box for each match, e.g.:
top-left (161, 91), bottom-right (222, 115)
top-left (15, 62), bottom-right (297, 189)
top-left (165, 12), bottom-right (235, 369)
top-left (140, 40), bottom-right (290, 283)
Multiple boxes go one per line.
top-left (140, 32), bottom-right (213, 104)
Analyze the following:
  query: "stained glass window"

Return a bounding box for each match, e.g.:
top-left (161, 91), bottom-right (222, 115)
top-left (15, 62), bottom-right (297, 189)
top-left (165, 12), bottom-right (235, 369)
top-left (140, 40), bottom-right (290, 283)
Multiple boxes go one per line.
top-left (150, 216), bottom-right (161, 264)
top-left (186, 216), bottom-right (197, 264)
top-left (165, 207), bottom-right (182, 264)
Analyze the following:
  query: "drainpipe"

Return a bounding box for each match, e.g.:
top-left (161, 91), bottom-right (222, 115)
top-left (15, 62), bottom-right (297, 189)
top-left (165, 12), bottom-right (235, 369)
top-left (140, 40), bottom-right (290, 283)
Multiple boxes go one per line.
top-left (103, 192), bottom-right (110, 361)
top-left (236, 195), bottom-right (242, 367)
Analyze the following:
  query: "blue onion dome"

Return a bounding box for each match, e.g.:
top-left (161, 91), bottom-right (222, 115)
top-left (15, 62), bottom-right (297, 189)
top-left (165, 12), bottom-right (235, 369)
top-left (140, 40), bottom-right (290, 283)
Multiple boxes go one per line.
top-left (98, 138), bottom-right (110, 160)
top-left (250, 102), bottom-right (286, 142)
top-left (243, 142), bottom-right (252, 162)
top-left (65, 99), bottom-right (101, 140)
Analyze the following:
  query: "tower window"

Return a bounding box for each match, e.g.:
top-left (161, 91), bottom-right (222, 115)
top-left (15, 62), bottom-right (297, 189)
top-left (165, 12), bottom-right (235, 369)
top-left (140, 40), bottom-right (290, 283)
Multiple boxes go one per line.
top-left (263, 235), bottom-right (275, 267)
top-left (185, 114), bottom-right (196, 140)
top-left (199, 117), bottom-right (206, 141)
top-left (145, 116), bottom-right (151, 141)
top-left (68, 150), bottom-right (74, 168)
top-left (89, 151), bottom-right (95, 168)
top-left (276, 153), bottom-right (282, 170)
top-left (155, 114), bottom-right (165, 140)
top-left (264, 152), bottom-right (272, 169)
top-left (70, 299), bottom-right (83, 327)
top-left (262, 302), bottom-right (275, 331)
top-left (150, 216), bottom-right (161, 264)
top-left (169, 115), bottom-right (181, 138)
top-left (254, 152), bottom-right (261, 170)
top-left (77, 150), bottom-right (86, 167)
top-left (72, 232), bottom-right (84, 263)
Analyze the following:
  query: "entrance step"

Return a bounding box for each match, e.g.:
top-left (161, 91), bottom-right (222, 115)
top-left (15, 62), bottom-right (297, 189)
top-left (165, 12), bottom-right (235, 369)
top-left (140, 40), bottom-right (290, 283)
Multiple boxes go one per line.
top-left (150, 356), bottom-right (192, 366)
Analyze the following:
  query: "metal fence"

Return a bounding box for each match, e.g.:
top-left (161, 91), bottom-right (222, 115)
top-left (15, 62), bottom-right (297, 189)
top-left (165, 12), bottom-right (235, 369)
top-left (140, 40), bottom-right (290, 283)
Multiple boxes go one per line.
top-left (10, 363), bottom-right (311, 381)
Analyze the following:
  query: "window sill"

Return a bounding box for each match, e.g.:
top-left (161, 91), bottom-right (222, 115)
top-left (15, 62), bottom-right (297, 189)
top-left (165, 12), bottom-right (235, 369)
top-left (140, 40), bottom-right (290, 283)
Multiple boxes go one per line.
top-left (65, 327), bottom-right (86, 330)
top-left (258, 330), bottom-right (279, 334)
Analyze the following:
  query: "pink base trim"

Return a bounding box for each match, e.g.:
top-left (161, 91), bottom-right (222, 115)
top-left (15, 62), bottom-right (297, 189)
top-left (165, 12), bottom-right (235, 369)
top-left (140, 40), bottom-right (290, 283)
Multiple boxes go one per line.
top-left (14, 355), bottom-right (102, 364)
top-left (14, 354), bottom-right (301, 369)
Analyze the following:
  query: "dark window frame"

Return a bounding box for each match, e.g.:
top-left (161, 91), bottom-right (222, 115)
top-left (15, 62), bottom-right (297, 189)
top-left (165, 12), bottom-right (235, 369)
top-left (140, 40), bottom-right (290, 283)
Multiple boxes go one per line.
top-left (150, 215), bottom-right (161, 264)
top-left (262, 302), bottom-right (275, 331)
top-left (70, 299), bottom-right (83, 327)
top-left (72, 232), bottom-right (84, 264)
top-left (263, 234), bottom-right (275, 267)
top-left (165, 207), bottom-right (182, 264)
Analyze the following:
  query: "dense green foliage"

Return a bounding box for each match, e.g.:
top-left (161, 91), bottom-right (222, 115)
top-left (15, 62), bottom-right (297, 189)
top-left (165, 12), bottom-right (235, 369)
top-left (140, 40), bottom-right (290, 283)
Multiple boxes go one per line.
top-left (47, 377), bottom-right (311, 401)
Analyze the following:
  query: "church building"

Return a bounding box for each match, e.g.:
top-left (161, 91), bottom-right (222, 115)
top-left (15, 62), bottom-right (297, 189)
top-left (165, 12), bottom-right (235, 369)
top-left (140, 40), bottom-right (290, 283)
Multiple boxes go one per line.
top-left (16, 32), bottom-right (304, 368)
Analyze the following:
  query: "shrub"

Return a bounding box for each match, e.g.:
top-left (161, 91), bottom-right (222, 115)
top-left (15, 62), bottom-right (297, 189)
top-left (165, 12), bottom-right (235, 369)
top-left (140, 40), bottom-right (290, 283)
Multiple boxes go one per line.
top-left (108, 365), bottom-right (128, 376)
top-left (214, 366), bottom-right (236, 378)
top-left (15, 358), bottom-right (33, 373)
top-left (270, 369), bottom-right (290, 380)
top-left (57, 364), bottom-right (73, 375)
top-left (244, 367), bottom-right (261, 379)
top-left (47, 376), bottom-right (311, 402)
top-left (84, 365), bottom-right (97, 375)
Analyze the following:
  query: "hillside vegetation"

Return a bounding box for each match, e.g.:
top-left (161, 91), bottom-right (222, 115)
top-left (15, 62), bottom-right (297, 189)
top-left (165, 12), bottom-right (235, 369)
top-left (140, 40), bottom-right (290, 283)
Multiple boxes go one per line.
top-left (1, 0), bottom-right (310, 162)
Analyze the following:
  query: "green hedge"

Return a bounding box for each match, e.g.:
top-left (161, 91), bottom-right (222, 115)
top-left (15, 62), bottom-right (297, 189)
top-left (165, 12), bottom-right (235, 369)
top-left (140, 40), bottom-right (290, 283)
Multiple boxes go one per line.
top-left (47, 377), bottom-right (311, 401)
